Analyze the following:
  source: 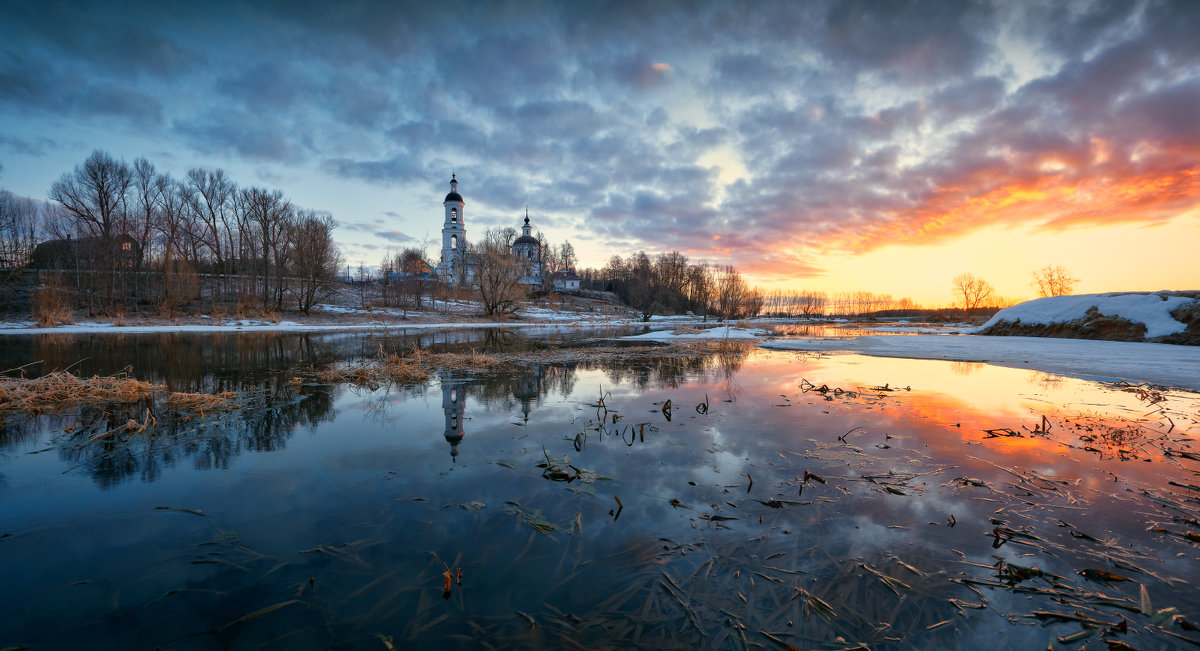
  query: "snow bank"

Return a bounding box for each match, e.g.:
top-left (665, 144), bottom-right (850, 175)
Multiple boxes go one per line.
top-left (623, 326), bottom-right (765, 341)
top-left (978, 293), bottom-right (1193, 339)
top-left (762, 334), bottom-right (1200, 391)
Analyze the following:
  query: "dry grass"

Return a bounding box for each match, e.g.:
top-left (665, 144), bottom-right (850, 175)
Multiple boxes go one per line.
top-left (318, 345), bottom-right (507, 387)
top-left (31, 274), bottom-right (74, 328)
top-left (0, 370), bottom-right (163, 414)
top-left (1, 366), bottom-right (245, 420)
top-left (165, 391), bottom-right (239, 416)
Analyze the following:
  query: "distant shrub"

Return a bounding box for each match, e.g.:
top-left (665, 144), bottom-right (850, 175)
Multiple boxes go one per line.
top-left (31, 272), bottom-right (74, 327)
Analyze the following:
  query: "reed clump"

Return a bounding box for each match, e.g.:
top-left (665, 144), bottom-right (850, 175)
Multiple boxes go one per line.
top-left (318, 345), bottom-right (513, 387)
top-left (165, 391), bottom-right (239, 416)
top-left (0, 370), bottom-right (163, 414)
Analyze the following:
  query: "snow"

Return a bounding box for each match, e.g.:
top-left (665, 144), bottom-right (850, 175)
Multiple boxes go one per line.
top-left (977, 292), bottom-right (1193, 338)
top-left (623, 326), bottom-right (766, 341)
top-left (0, 319), bottom-right (620, 335)
top-left (762, 335), bottom-right (1200, 391)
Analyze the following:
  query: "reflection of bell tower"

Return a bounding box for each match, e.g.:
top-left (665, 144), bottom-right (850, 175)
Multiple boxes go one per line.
top-left (441, 375), bottom-right (466, 461)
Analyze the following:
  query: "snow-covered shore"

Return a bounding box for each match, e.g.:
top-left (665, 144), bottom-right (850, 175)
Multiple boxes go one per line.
top-left (760, 334), bottom-right (1200, 391)
top-left (975, 292), bottom-right (1197, 342)
top-left (4, 295), bottom-right (1197, 392)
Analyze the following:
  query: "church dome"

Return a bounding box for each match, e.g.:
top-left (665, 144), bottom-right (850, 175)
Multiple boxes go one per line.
top-left (512, 234), bottom-right (539, 246)
top-left (445, 173), bottom-right (463, 203)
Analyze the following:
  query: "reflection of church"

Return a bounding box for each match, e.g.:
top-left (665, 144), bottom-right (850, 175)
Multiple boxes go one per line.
top-left (513, 364), bottom-right (544, 423)
top-left (441, 374), bottom-right (466, 462)
top-left (436, 366), bottom-right (547, 461)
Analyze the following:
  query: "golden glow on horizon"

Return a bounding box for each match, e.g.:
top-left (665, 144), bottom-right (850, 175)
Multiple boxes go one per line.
top-left (746, 215), bottom-right (1200, 307)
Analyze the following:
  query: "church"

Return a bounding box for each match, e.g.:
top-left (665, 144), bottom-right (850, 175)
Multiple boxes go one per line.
top-left (435, 174), bottom-right (544, 288)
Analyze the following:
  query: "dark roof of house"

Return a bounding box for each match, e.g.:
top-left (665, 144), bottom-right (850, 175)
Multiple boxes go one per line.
top-left (550, 269), bottom-right (579, 280)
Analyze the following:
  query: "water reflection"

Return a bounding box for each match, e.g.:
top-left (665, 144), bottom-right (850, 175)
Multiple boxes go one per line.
top-left (441, 374), bottom-right (466, 461)
top-left (1, 337), bottom-right (1198, 650)
top-left (39, 384), bottom-right (339, 487)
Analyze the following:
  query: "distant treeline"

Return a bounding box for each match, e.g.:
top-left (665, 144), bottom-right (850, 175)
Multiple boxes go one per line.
top-left (573, 253), bottom-right (930, 320)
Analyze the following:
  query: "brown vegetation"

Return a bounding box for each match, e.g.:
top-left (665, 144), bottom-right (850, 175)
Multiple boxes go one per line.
top-left (165, 391), bottom-right (239, 416)
top-left (0, 368), bottom-right (243, 417)
top-left (0, 370), bottom-right (162, 414)
top-left (31, 272), bottom-right (75, 327)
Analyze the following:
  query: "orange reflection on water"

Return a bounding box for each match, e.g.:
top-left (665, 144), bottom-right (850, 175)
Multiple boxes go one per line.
top-left (743, 350), bottom-right (1198, 484)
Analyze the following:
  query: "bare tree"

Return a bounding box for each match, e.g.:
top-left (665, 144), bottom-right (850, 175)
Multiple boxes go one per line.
top-left (474, 227), bottom-right (525, 317)
top-left (185, 168), bottom-right (236, 298)
top-left (398, 247), bottom-right (431, 316)
top-left (0, 187), bottom-right (41, 295)
top-left (289, 211), bottom-right (343, 314)
top-left (239, 186), bottom-right (292, 309)
top-left (686, 263), bottom-right (714, 319)
top-left (559, 239), bottom-right (577, 271)
top-left (48, 150), bottom-right (132, 243)
top-left (626, 251), bottom-right (660, 321)
top-left (48, 150), bottom-right (135, 310)
top-left (0, 189), bottom-right (40, 268)
top-left (952, 272), bottom-right (995, 311)
top-left (716, 265), bottom-right (751, 319)
top-left (1031, 265), bottom-right (1077, 297)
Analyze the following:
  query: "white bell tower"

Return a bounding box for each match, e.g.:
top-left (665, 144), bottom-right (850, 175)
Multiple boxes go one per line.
top-left (437, 173), bottom-right (466, 283)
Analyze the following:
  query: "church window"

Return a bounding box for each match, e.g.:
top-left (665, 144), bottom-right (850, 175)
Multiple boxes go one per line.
top-left (450, 388), bottom-right (458, 403)
top-left (451, 415), bottom-right (458, 428)
top-left (451, 234), bottom-right (458, 250)
top-left (451, 208), bottom-right (457, 223)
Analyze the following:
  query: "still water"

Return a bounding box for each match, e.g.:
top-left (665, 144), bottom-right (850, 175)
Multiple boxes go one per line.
top-left (1, 328), bottom-right (1198, 649)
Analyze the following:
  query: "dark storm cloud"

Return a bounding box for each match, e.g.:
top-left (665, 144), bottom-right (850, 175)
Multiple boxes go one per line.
top-left (173, 112), bottom-right (304, 162)
top-left (0, 134), bottom-right (57, 156)
top-left (322, 156), bottom-right (426, 185)
top-left (819, 0), bottom-right (994, 83)
top-left (3, 1), bottom-right (203, 78)
top-left (434, 32), bottom-right (570, 107)
top-left (78, 83), bottom-right (164, 126)
top-left (3, 0), bottom-right (1196, 275)
top-left (216, 63), bottom-right (312, 113)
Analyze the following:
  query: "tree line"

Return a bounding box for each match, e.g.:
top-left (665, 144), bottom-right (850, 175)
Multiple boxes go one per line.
top-left (1, 151), bottom-right (344, 318)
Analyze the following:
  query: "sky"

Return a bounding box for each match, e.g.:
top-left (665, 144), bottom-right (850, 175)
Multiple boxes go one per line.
top-left (2, 0), bottom-right (1198, 306)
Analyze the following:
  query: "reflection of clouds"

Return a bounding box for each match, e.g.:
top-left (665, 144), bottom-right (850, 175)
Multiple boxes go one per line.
top-left (7, 343), bottom-right (1200, 649)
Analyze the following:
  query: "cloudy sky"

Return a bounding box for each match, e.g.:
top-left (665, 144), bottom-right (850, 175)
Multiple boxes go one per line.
top-left (2, 0), bottom-right (1198, 304)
